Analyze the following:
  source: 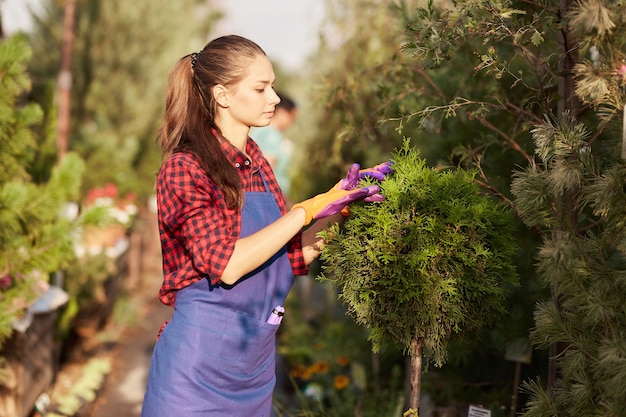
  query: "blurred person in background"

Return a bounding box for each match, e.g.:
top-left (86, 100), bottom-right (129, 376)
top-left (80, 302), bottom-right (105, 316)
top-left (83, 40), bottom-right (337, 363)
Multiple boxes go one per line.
top-left (250, 92), bottom-right (297, 205)
top-left (140, 34), bottom-right (392, 417)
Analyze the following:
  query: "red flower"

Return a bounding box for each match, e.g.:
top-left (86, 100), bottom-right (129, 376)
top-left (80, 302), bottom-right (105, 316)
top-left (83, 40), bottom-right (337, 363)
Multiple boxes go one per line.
top-left (0, 275), bottom-right (12, 290)
top-left (103, 182), bottom-right (118, 198)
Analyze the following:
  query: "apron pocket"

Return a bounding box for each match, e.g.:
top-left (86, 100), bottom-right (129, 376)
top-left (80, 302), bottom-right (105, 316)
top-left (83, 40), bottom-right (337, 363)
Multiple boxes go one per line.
top-left (216, 312), bottom-right (278, 375)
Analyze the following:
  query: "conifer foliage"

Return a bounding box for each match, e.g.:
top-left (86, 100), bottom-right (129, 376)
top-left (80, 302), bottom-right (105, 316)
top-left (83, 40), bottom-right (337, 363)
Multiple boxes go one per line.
top-left (306, 0), bottom-right (625, 412)
top-left (319, 141), bottom-right (519, 413)
top-left (401, 0), bottom-right (626, 414)
top-left (507, 0), bottom-right (626, 414)
top-left (0, 34), bottom-right (84, 348)
top-left (513, 111), bottom-right (626, 416)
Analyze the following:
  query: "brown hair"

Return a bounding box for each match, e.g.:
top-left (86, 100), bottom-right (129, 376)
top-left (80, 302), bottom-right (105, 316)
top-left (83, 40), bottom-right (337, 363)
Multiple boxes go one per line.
top-left (157, 35), bottom-right (266, 209)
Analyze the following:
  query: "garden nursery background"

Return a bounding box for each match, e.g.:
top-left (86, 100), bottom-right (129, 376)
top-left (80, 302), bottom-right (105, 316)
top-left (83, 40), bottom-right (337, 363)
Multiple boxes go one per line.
top-left (1, 0), bottom-right (626, 417)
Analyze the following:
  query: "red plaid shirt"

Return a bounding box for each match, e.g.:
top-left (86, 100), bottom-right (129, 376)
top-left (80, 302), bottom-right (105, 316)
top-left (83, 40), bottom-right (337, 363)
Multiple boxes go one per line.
top-left (156, 138), bottom-right (306, 306)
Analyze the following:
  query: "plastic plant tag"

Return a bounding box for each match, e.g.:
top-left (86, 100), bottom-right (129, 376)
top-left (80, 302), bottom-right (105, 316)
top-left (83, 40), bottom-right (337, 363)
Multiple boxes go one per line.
top-left (468, 405), bottom-right (491, 417)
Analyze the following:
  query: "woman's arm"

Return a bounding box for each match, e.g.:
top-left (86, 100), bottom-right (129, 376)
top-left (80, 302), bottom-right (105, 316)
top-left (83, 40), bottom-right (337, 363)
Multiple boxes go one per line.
top-left (220, 209), bottom-right (344, 285)
top-left (219, 160), bottom-right (392, 284)
top-left (220, 207), bottom-right (308, 284)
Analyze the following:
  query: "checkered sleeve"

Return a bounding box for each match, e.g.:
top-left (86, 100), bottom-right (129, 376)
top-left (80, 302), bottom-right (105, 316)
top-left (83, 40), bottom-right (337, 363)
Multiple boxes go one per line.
top-left (287, 235), bottom-right (307, 275)
top-left (158, 154), bottom-right (238, 291)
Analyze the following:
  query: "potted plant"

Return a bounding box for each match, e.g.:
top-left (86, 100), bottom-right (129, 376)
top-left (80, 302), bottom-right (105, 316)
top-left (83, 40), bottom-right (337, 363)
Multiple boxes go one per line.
top-left (78, 182), bottom-right (138, 256)
top-left (319, 140), bottom-right (519, 415)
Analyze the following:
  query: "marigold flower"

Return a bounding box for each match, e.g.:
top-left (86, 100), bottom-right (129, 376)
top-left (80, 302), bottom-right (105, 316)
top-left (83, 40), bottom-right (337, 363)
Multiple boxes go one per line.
top-left (311, 361), bottom-right (329, 374)
top-left (333, 374), bottom-right (350, 390)
top-left (336, 356), bottom-right (350, 367)
top-left (289, 364), bottom-right (306, 378)
top-left (301, 367), bottom-right (314, 381)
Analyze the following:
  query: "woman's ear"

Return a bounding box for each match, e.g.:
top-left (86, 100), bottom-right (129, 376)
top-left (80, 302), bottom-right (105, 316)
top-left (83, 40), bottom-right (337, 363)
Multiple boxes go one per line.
top-left (212, 84), bottom-right (229, 108)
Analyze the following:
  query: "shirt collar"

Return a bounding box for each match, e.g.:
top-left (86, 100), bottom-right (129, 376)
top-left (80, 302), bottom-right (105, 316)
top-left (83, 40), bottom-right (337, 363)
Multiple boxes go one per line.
top-left (218, 134), bottom-right (263, 171)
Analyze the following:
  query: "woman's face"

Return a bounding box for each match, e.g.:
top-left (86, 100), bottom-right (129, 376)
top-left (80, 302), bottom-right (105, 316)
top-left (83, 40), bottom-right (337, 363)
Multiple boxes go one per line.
top-left (221, 54), bottom-right (280, 129)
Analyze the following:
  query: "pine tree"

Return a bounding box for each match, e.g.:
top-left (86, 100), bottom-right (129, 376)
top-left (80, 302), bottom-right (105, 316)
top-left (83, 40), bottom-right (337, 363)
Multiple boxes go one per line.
top-left (510, 0), bottom-right (626, 413)
top-left (0, 34), bottom-right (85, 348)
top-left (513, 111), bottom-right (626, 416)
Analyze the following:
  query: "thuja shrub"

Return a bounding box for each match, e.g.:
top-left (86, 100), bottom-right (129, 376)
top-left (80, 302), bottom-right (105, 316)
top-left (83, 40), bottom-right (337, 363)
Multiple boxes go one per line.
top-left (319, 140), bottom-right (519, 367)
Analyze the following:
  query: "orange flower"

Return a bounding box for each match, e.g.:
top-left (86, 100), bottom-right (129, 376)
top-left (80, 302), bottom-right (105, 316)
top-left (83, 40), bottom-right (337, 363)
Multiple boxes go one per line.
top-left (313, 342), bottom-right (324, 350)
top-left (311, 361), bottom-right (329, 374)
top-left (290, 364), bottom-right (306, 378)
top-left (333, 374), bottom-right (350, 390)
top-left (300, 367), bottom-right (314, 381)
top-left (336, 356), bottom-right (350, 367)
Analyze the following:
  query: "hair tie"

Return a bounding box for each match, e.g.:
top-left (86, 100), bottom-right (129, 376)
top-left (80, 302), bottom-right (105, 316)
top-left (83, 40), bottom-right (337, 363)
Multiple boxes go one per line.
top-left (191, 52), bottom-right (199, 68)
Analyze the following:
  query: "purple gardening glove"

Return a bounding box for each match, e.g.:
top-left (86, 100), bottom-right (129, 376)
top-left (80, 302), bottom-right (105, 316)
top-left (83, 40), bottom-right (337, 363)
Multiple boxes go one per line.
top-left (336, 161), bottom-right (394, 202)
top-left (291, 185), bottom-right (382, 226)
top-left (330, 161), bottom-right (393, 217)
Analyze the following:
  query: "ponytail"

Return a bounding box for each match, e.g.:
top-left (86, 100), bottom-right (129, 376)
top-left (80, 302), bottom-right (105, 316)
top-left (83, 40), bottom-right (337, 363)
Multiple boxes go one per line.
top-left (157, 54), bottom-right (242, 209)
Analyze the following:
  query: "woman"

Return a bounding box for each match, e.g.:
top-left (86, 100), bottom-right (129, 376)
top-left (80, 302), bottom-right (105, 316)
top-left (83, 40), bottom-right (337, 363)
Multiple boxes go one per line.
top-left (141, 35), bottom-right (391, 417)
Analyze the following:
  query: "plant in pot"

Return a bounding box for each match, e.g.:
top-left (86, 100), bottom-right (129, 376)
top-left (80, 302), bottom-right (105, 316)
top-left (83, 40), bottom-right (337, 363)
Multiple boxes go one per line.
top-left (78, 182), bottom-right (138, 255)
top-left (318, 140), bottom-right (519, 416)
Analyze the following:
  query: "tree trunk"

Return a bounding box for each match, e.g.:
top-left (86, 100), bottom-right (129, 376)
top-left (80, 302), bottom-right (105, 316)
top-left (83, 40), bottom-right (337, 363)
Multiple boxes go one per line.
top-left (407, 337), bottom-right (423, 416)
top-left (372, 351), bottom-right (380, 395)
top-left (56, 0), bottom-right (77, 160)
top-left (549, 0), bottom-right (579, 393)
top-left (557, 0), bottom-right (579, 122)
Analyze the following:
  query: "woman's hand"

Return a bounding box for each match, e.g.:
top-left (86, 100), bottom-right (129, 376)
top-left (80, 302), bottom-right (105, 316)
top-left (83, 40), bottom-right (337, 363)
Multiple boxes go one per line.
top-left (291, 184), bottom-right (382, 226)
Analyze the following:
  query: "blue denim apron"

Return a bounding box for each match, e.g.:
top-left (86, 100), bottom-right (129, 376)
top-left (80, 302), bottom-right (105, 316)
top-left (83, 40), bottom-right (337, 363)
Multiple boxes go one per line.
top-left (142, 177), bottom-right (294, 417)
